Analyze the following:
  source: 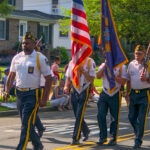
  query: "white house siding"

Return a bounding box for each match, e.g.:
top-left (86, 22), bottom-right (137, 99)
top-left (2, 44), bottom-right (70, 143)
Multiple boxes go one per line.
top-left (23, 0), bottom-right (51, 14)
top-left (16, 0), bottom-right (23, 10)
top-left (53, 23), bottom-right (71, 50)
top-left (58, 0), bottom-right (71, 15)
top-left (23, 0), bottom-right (72, 50)
top-left (23, 0), bottom-right (72, 15)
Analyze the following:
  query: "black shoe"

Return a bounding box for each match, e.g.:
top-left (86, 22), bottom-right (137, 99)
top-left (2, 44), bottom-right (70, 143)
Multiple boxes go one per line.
top-left (133, 143), bottom-right (142, 149)
top-left (33, 144), bottom-right (44, 150)
top-left (97, 139), bottom-right (107, 145)
top-left (82, 130), bottom-right (90, 141)
top-left (133, 139), bottom-right (142, 149)
top-left (107, 139), bottom-right (117, 146)
top-left (38, 127), bottom-right (46, 138)
top-left (71, 140), bottom-right (80, 145)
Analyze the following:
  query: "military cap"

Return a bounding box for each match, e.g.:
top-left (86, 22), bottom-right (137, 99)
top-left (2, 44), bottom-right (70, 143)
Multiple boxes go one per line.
top-left (23, 32), bottom-right (36, 42)
top-left (135, 45), bottom-right (146, 53)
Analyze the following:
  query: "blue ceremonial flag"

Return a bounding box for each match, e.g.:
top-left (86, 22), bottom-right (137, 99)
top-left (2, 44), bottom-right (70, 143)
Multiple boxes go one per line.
top-left (100, 0), bottom-right (128, 93)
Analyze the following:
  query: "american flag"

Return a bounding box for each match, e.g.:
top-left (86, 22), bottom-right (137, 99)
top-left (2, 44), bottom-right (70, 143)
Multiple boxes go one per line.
top-left (71, 0), bottom-right (92, 91)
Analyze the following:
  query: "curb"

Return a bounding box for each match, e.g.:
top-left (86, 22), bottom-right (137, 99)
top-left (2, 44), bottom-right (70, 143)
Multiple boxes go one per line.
top-left (0, 106), bottom-right (54, 117)
top-left (0, 99), bottom-right (127, 117)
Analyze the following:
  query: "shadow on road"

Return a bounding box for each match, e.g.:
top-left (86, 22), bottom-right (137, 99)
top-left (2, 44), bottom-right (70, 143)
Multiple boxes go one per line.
top-left (45, 137), bottom-right (71, 145)
top-left (0, 144), bottom-right (31, 150)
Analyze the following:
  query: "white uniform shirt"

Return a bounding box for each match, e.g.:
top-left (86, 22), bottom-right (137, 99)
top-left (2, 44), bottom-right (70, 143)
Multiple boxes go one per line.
top-left (40, 70), bottom-right (54, 87)
top-left (127, 60), bottom-right (150, 89)
top-left (10, 50), bottom-right (52, 88)
top-left (66, 57), bottom-right (96, 93)
top-left (98, 63), bottom-right (128, 96)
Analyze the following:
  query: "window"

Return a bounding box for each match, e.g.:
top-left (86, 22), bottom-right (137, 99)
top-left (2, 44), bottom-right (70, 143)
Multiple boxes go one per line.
top-left (52, 0), bottom-right (58, 14)
top-left (52, 0), bottom-right (58, 6)
top-left (8, 0), bottom-right (16, 6)
top-left (40, 25), bottom-right (49, 43)
top-left (59, 31), bottom-right (68, 38)
top-left (19, 21), bottom-right (27, 41)
top-left (0, 20), bottom-right (6, 40)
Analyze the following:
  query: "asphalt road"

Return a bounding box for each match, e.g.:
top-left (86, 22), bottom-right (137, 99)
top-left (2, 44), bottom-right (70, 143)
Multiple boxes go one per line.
top-left (0, 103), bottom-right (149, 150)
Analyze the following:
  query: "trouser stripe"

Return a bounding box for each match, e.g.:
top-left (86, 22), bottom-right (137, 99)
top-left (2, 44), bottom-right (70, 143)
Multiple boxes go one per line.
top-left (22, 89), bottom-right (39, 150)
top-left (40, 87), bottom-right (44, 100)
top-left (33, 89), bottom-right (39, 125)
top-left (142, 90), bottom-right (150, 138)
top-left (22, 107), bottom-right (36, 150)
top-left (116, 91), bottom-right (121, 141)
top-left (76, 86), bottom-right (90, 141)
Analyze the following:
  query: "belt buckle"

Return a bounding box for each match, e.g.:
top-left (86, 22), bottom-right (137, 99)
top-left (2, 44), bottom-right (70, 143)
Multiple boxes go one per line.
top-left (21, 88), bottom-right (29, 92)
top-left (135, 90), bottom-right (140, 93)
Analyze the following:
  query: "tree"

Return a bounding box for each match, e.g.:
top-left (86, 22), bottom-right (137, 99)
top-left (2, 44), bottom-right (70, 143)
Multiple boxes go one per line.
top-left (59, 0), bottom-right (150, 44)
top-left (0, 0), bottom-right (14, 16)
top-left (111, 0), bottom-right (150, 44)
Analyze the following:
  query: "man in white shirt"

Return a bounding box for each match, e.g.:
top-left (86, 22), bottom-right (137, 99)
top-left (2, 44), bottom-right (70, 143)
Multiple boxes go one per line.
top-left (126, 45), bottom-right (150, 149)
top-left (64, 57), bottom-right (96, 145)
top-left (4, 32), bottom-right (52, 150)
top-left (96, 62), bottom-right (127, 146)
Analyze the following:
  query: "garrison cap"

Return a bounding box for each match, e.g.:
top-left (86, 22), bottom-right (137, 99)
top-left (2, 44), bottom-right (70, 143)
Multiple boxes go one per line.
top-left (23, 32), bottom-right (36, 42)
top-left (135, 45), bottom-right (146, 53)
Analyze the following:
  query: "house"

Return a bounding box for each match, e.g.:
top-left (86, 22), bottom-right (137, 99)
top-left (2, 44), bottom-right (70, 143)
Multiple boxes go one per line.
top-left (23, 0), bottom-right (72, 50)
top-left (0, 0), bottom-right (71, 52)
top-left (23, 0), bottom-right (72, 15)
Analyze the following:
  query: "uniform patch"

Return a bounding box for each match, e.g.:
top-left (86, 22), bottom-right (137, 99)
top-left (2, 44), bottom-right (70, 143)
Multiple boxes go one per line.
top-left (28, 66), bottom-right (34, 74)
top-left (45, 58), bottom-right (49, 65)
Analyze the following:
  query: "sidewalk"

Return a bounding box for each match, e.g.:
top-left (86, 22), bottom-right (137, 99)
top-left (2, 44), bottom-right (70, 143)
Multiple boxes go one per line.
top-left (0, 97), bottom-right (127, 117)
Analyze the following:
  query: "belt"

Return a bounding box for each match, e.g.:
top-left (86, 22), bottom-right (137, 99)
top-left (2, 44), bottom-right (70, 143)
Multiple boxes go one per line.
top-left (17, 87), bottom-right (37, 92)
top-left (104, 87), bottom-right (119, 92)
top-left (132, 88), bottom-right (150, 94)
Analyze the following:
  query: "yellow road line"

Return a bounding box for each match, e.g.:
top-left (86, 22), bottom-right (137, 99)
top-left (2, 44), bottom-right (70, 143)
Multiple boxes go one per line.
top-left (71, 144), bottom-right (96, 150)
top-left (53, 131), bottom-right (150, 150)
top-left (54, 142), bottom-right (94, 150)
top-left (74, 133), bottom-right (150, 150)
top-left (118, 130), bottom-right (150, 138)
top-left (117, 132), bottom-right (150, 142)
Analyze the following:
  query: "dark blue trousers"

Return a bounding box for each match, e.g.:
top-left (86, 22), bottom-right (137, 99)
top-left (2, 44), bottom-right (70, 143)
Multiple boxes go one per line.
top-left (35, 87), bottom-right (45, 132)
top-left (16, 89), bottom-right (42, 150)
top-left (35, 114), bottom-right (44, 132)
top-left (71, 86), bottom-right (91, 141)
top-left (128, 89), bottom-right (150, 145)
top-left (97, 91), bottom-right (121, 141)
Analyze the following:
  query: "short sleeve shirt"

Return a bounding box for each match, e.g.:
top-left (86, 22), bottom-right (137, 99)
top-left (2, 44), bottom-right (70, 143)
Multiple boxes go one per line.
top-left (127, 60), bottom-right (150, 89)
top-left (66, 57), bottom-right (96, 93)
top-left (10, 50), bottom-right (52, 88)
top-left (98, 63), bottom-right (128, 96)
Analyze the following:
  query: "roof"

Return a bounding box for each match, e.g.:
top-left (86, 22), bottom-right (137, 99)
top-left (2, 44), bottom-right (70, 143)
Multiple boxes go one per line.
top-left (7, 10), bottom-right (67, 23)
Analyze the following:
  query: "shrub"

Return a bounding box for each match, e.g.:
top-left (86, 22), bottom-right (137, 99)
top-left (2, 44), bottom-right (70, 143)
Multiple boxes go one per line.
top-left (12, 42), bottom-right (22, 52)
top-left (0, 49), bottom-right (16, 66)
top-left (59, 47), bottom-right (70, 64)
top-left (92, 51), bottom-right (105, 66)
top-left (0, 49), bottom-right (16, 56)
top-left (50, 47), bottom-right (70, 65)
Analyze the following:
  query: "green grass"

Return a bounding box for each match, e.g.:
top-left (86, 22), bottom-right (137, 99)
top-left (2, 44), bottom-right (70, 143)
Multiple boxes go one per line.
top-left (59, 66), bottom-right (102, 88)
top-left (0, 106), bottom-right (15, 111)
top-left (0, 66), bottom-right (102, 111)
top-left (0, 66), bottom-right (6, 78)
top-left (0, 96), bottom-right (16, 102)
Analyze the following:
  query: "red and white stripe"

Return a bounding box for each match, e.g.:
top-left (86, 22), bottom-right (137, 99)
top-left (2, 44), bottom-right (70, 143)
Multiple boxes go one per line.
top-left (71, 0), bottom-right (92, 90)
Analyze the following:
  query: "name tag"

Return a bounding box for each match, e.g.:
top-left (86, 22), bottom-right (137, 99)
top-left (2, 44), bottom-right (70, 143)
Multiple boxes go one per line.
top-left (28, 66), bottom-right (34, 74)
